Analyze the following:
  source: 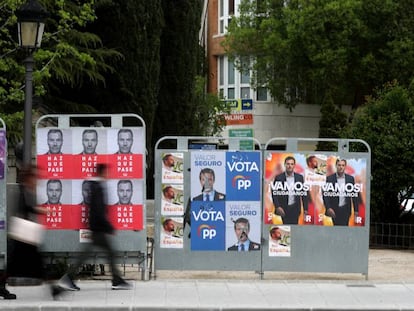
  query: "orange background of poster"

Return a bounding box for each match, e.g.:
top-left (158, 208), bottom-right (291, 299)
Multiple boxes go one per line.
top-left (264, 153), bottom-right (366, 227)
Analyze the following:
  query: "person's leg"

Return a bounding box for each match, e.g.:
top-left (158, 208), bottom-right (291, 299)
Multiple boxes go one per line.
top-left (56, 243), bottom-right (92, 292)
top-left (91, 232), bottom-right (121, 278)
top-left (91, 232), bottom-right (131, 289)
top-left (0, 269), bottom-right (16, 299)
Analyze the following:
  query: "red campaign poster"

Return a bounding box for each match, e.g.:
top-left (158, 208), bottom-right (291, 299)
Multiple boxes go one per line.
top-left (71, 204), bottom-right (90, 229)
top-left (72, 154), bottom-right (108, 179)
top-left (39, 204), bottom-right (74, 229)
top-left (37, 154), bottom-right (74, 179)
top-left (107, 154), bottom-right (143, 179)
top-left (108, 204), bottom-right (143, 230)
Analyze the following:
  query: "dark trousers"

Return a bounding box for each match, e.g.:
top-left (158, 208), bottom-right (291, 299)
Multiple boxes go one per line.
top-left (282, 203), bottom-right (301, 224)
top-left (67, 232), bottom-right (121, 281)
top-left (332, 205), bottom-right (351, 226)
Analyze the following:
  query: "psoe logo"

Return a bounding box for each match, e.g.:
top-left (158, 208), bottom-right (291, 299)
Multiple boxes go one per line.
top-left (232, 175), bottom-right (251, 190)
top-left (197, 224), bottom-right (217, 239)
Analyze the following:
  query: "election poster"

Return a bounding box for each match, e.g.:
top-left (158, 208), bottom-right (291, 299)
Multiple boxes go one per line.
top-left (36, 127), bottom-right (145, 231)
top-left (161, 152), bottom-right (184, 184)
top-left (190, 151), bottom-right (262, 251)
top-left (268, 225), bottom-right (291, 257)
top-left (160, 217), bottom-right (184, 249)
top-left (161, 184), bottom-right (184, 216)
top-left (264, 152), bottom-right (367, 227)
top-left (158, 152), bottom-right (185, 248)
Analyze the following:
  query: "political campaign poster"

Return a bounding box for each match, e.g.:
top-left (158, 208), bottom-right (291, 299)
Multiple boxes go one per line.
top-left (225, 152), bottom-right (261, 201)
top-left (36, 126), bottom-right (145, 231)
top-left (225, 201), bottom-right (261, 252)
top-left (268, 225), bottom-right (291, 257)
top-left (161, 184), bottom-right (184, 216)
top-left (190, 151), bottom-right (226, 250)
top-left (190, 151), bottom-right (262, 251)
top-left (160, 217), bottom-right (184, 249)
top-left (161, 152), bottom-right (184, 184)
top-left (264, 152), bottom-right (367, 227)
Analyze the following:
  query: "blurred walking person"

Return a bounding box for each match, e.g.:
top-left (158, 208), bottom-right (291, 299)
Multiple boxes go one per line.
top-left (3, 165), bottom-right (46, 299)
top-left (53, 163), bottom-right (131, 298)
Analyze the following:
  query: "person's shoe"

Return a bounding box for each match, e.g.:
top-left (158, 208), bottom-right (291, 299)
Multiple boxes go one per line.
top-left (111, 277), bottom-right (132, 290)
top-left (57, 274), bottom-right (80, 291)
top-left (0, 288), bottom-right (17, 299)
top-left (51, 284), bottom-right (65, 300)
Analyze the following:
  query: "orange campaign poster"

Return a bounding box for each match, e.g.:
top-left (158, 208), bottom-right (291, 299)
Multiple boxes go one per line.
top-left (36, 127), bottom-right (145, 230)
top-left (264, 152), bottom-right (367, 227)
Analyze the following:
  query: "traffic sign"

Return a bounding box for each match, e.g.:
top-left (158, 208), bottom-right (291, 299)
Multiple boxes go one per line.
top-left (241, 99), bottom-right (253, 110)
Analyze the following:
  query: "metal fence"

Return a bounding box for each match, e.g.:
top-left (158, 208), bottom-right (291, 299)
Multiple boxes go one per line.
top-left (370, 222), bottom-right (414, 249)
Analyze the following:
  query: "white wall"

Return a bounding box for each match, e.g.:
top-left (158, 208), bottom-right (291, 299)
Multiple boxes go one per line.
top-left (224, 102), bottom-right (352, 145)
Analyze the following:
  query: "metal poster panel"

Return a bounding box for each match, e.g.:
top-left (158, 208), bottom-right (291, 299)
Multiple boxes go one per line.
top-left (264, 152), bottom-right (367, 227)
top-left (36, 127), bottom-right (145, 230)
top-left (0, 130), bottom-right (5, 180)
top-left (189, 151), bottom-right (262, 251)
top-left (0, 129), bottom-right (5, 230)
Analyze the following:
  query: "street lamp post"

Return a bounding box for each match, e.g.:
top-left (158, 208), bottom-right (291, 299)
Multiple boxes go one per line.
top-left (16, 0), bottom-right (48, 166)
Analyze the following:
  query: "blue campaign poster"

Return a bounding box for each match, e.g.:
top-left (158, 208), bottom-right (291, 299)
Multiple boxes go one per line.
top-left (190, 200), bottom-right (226, 251)
top-left (225, 152), bottom-right (261, 201)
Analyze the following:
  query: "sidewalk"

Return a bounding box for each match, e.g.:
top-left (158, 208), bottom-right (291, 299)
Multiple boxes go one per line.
top-left (2, 249), bottom-right (414, 310)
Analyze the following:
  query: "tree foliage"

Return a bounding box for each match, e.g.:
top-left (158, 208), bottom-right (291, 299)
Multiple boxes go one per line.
top-left (0, 0), bottom-right (121, 146)
top-left (342, 81), bottom-right (414, 223)
top-left (223, 0), bottom-right (414, 113)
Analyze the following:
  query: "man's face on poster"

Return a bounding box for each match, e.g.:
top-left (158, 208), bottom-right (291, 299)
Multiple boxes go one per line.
top-left (47, 181), bottom-right (62, 204)
top-left (82, 181), bottom-right (93, 204)
top-left (164, 187), bottom-right (175, 200)
top-left (164, 220), bottom-right (175, 233)
top-left (309, 157), bottom-right (318, 169)
top-left (270, 228), bottom-right (282, 241)
top-left (200, 172), bottom-right (214, 192)
top-left (284, 159), bottom-right (295, 175)
top-left (117, 131), bottom-right (133, 154)
top-left (163, 155), bottom-right (174, 169)
top-left (47, 131), bottom-right (63, 154)
top-left (117, 181), bottom-right (133, 204)
top-left (82, 132), bottom-right (98, 154)
top-left (235, 222), bottom-right (249, 243)
top-left (336, 160), bottom-right (346, 175)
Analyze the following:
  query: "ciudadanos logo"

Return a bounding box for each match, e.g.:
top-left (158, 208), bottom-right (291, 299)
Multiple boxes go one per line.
top-left (226, 152), bottom-right (261, 201)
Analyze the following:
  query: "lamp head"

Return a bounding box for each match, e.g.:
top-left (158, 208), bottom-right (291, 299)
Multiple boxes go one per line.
top-left (16, 0), bottom-right (48, 50)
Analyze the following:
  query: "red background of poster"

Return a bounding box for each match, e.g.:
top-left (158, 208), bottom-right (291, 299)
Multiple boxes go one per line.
top-left (37, 127), bottom-right (144, 230)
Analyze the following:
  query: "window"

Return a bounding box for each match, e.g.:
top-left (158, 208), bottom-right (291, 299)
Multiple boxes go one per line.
top-left (240, 87), bottom-right (250, 99)
top-left (219, 0), bottom-right (239, 34)
top-left (218, 55), bottom-right (269, 102)
top-left (228, 61), bottom-right (235, 84)
top-left (256, 87), bottom-right (268, 101)
top-left (219, 57), bottom-right (224, 85)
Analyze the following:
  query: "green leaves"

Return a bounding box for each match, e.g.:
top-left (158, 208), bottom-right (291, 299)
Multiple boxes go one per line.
top-left (344, 81), bottom-right (414, 222)
top-left (0, 0), bottom-right (121, 146)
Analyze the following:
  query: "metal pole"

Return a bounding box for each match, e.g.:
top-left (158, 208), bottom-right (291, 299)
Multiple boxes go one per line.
top-left (23, 54), bottom-right (34, 166)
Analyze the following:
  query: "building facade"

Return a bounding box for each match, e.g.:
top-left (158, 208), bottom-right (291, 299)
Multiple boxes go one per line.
top-left (202, 0), bottom-right (351, 145)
